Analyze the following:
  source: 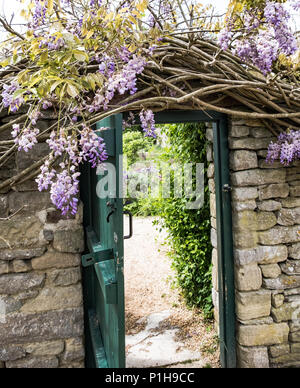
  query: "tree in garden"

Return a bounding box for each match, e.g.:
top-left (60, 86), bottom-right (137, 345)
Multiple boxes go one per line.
top-left (0, 0), bottom-right (299, 215)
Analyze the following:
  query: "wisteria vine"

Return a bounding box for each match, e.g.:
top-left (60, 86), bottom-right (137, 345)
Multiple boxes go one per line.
top-left (0, 0), bottom-right (299, 215)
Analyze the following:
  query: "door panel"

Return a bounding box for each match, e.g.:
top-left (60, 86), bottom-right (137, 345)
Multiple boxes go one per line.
top-left (81, 114), bottom-right (125, 369)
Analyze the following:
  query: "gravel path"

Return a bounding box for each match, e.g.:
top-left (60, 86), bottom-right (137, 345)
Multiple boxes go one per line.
top-left (124, 217), bottom-right (220, 368)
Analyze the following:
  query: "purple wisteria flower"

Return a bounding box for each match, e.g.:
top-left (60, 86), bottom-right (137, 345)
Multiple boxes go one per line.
top-left (38, 125), bottom-right (108, 216)
top-left (218, 1), bottom-right (298, 75)
top-left (1, 82), bottom-right (24, 113)
top-left (267, 130), bottom-right (300, 165)
top-left (139, 109), bottom-right (156, 138)
top-left (79, 127), bottom-right (108, 168)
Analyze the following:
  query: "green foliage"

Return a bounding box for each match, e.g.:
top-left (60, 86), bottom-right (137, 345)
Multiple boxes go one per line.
top-left (123, 130), bottom-right (154, 166)
top-left (156, 122), bottom-right (213, 317)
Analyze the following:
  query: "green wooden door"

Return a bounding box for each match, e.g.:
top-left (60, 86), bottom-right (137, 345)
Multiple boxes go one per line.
top-left (80, 114), bottom-right (125, 368)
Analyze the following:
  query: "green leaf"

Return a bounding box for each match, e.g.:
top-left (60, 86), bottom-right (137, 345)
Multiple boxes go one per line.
top-left (67, 84), bottom-right (79, 98)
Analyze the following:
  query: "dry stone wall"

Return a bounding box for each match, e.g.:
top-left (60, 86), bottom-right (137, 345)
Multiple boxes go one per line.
top-left (0, 114), bottom-right (85, 368)
top-left (208, 118), bottom-right (300, 368)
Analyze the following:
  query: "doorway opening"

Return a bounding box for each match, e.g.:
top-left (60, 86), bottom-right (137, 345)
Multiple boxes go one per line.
top-left (124, 120), bottom-right (219, 368)
top-left (80, 110), bottom-right (236, 369)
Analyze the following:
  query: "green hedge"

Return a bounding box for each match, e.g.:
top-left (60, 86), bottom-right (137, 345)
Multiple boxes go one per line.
top-left (156, 123), bottom-right (213, 317)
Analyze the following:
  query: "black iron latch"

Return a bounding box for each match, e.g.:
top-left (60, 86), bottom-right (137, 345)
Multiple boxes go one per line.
top-left (222, 184), bottom-right (232, 193)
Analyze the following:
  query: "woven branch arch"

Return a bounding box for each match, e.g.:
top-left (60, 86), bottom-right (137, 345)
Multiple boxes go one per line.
top-left (0, 35), bottom-right (299, 192)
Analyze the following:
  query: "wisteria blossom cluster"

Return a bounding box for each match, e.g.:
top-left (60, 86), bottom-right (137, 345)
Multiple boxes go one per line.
top-left (139, 109), bottom-right (156, 138)
top-left (267, 130), bottom-right (300, 166)
top-left (219, 1), bottom-right (299, 75)
top-left (1, 82), bottom-right (24, 113)
top-left (36, 127), bottom-right (108, 216)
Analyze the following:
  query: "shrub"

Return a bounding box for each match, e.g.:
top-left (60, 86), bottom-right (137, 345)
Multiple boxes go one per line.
top-left (156, 122), bottom-right (213, 317)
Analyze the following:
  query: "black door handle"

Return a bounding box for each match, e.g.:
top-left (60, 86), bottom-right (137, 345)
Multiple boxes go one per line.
top-left (124, 211), bottom-right (133, 240)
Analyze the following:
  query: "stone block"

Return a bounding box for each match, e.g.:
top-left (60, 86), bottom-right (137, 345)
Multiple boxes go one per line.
top-left (230, 151), bottom-right (258, 171)
top-left (258, 200), bottom-right (282, 212)
top-left (236, 290), bottom-right (271, 321)
top-left (0, 345), bottom-right (26, 362)
top-left (0, 273), bottom-right (45, 295)
top-left (280, 260), bottom-right (300, 276)
top-left (291, 343), bottom-right (300, 353)
top-left (290, 331), bottom-right (300, 342)
top-left (269, 344), bottom-right (290, 358)
top-left (229, 138), bottom-right (273, 150)
top-left (289, 243), bottom-right (300, 260)
top-left (211, 228), bottom-right (217, 249)
top-left (270, 352), bottom-right (300, 366)
top-left (290, 185), bottom-right (300, 197)
top-left (0, 308), bottom-right (84, 345)
top-left (237, 345), bottom-right (269, 368)
top-left (234, 249), bottom-right (258, 266)
top-left (8, 191), bottom-right (52, 214)
top-left (62, 337), bottom-right (85, 362)
top-left (260, 264), bottom-right (281, 279)
top-left (0, 247), bottom-right (46, 261)
top-left (24, 341), bottom-right (65, 356)
top-left (231, 169), bottom-right (286, 187)
top-left (16, 143), bottom-right (49, 172)
top-left (212, 249), bottom-right (218, 292)
top-left (21, 284), bottom-right (83, 313)
top-left (207, 164), bottom-right (214, 178)
top-left (210, 193), bottom-right (216, 218)
top-left (53, 226), bottom-right (84, 253)
top-left (259, 184), bottom-right (289, 201)
top-left (232, 187), bottom-right (258, 201)
top-left (233, 230), bottom-right (258, 249)
top-left (47, 268), bottom-right (81, 287)
top-left (277, 208), bottom-right (300, 226)
top-left (237, 323), bottom-right (289, 346)
top-left (6, 356), bottom-right (59, 369)
top-left (238, 317), bottom-right (273, 326)
top-left (11, 260), bottom-right (31, 273)
top-left (250, 127), bottom-right (273, 138)
top-left (263, 275), bottom-right (300, 290)
top-left (272, 294), bottom-right (284, 308)
top-left (259, 226), bottom-right (300, 245)
top-left (0, 215), bottom-right (45, 250)
top-left (282, 198), bottom-right (300, 208)
top-left (256, 245), bottom-right (288, 264)
top-left (235, 264), bottom-right (262, 291)
top-left (272, 302), bottom-right (300, 322)
top-left (233, 201), bottom-right (257, 212)
top-left (31, 251), bottom-right (81, 270)
top-left (229, 125), bottom-right (250, 138)
top-left (0, 262), bottom-right (9, 275)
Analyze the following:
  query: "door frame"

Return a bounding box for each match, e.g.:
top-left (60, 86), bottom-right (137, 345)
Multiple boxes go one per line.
top-left (81, 110), bottom-right (236, 368)
top-left (150, 110), bottom-right (236, 369)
